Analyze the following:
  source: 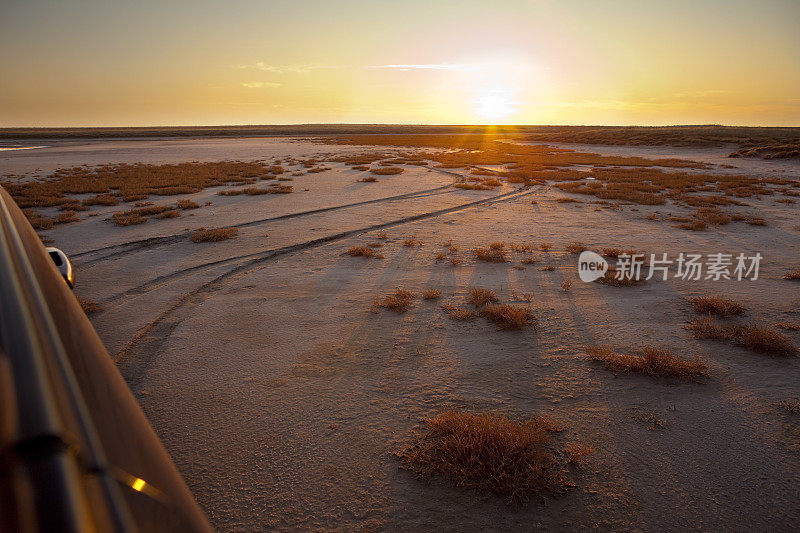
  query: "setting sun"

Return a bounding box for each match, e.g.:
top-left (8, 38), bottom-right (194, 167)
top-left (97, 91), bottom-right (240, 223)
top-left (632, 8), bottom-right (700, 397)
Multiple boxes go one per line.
top-left (477, 94), bottom-right (514, 120)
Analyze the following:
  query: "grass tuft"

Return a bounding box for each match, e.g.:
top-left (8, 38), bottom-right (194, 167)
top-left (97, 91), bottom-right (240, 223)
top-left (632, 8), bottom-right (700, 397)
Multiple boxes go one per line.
top-left (76, 296), bottom-right (102, 315)
top-left (689, 296), bottom-right (745, 316)
top-left (688, 318), bottom-right (796, 355)
top-left (397, 410), bottom-right (569, 504)
top-left (441, 304), bottom-right (476, 320)
top-left (473, 247), bottom-right (509, 263)
top-left (346, 246), bottom-right (384, 259)
top-left (190, 227), bottom-right (238, 243)
top-left (376, 289), bottom-right (416, 313)
top-left (422, 288), bottom-right (442, 300)
top-left (585, 345), bottom-right (708, 380)
top-left (468, 287), bottom-right (498, 307)
top-left (480, 304), bottom-right (536, 330)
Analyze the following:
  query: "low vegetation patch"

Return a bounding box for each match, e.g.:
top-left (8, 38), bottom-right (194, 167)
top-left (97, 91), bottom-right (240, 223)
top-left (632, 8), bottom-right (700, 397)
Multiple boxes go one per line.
top-left (441, 304), bottom-right (476, 320)
top-left (375, 289), bottom-right (416, 313)
top-left (468, 287), bottom-right (498, 307)
top-left (564, 443), bottom-right (595, 465)
top-left (176, 199), bottom-right (200, 210)
top-left (688, 318), bottom-right (796, 355)
top-left (595, 267), bottom-right (643, 287)
top-left (480, 304), bottom-right (536, 330)
top-left (76, 296), bottom-right (102, 315)
top-left (783, 269), bottom-right (800, 280)
top-left (423, 288), bottom-right (442, 300)
top-left (473, 247), bottom-right (509, 263)
top-left (190, 227), bottom-right (238, 243)
top-left (346, 246), bottom-right (384, 259)
top-left (585, 345), bottom-right (708, 381)
top-left (566, 243), bottom-right (587, 254)
top-left (403, 237), bottom-right (424, 247)
top-left (371, 167), bottom-right (404, 175)
top-left (397, 410), bottom-right (569, 504)
top-left (690, 296), bottom-right (745, 316)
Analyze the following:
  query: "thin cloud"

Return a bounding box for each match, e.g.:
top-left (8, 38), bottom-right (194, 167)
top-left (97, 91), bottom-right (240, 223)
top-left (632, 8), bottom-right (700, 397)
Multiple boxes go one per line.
top-left (241, 82), bottom-right (281, 89)
top-left (367, 64), bottom-right (481, 72)
top-left (234, 62), bottom-right (338, 73)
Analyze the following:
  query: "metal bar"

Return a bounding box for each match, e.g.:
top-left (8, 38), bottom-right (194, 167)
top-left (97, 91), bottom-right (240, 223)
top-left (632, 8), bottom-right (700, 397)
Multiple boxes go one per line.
top-left (0, 193), bottom-right (135, 532)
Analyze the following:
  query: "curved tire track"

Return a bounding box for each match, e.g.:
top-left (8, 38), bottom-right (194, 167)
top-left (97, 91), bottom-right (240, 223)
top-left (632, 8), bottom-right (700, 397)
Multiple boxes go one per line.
top-left (73, 169), bottom-right (461, 266)
top-left (116, 184), bottom-right (546, 385)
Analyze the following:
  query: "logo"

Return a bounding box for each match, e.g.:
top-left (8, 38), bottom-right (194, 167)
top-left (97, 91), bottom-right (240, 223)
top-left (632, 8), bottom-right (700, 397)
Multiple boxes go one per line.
top-left (578, 251), bottom-right (608, 282)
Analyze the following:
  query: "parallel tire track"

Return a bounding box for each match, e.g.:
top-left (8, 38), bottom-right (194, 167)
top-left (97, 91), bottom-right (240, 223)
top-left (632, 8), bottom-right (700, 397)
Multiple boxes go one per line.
top-left (74, 169), bottom-right (461, 266)
top-left (116, 184), bottom-right (545, 384)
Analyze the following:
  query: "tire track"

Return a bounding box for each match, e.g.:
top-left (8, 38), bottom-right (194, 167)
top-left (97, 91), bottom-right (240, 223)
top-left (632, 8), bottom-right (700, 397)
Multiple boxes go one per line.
top-left (115, 183), bottom-right (546, 385)
top-left (73, 169), bottom-right (461, 266)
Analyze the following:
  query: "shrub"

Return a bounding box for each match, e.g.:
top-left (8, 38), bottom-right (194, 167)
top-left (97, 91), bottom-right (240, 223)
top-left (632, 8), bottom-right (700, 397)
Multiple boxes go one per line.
top-left (468, 287), bottom-right (498, 307)
top-left (376, 289), bottom-right (415, 313)
top-left (688, 318), bottom-right (796, 355)
top-left (480, 304), bottom-right (536, 329)
top-left (403, 237), bottom-right (423, 247)
top-left (359, 176), bottom-right (378, 183)
top-left (783, 269), bottom-right (800, 280)
top-left (539, 243), bottom-right (552, 252)
top-left (564, 443), bottom-right (595, 465)
top-left (585, 345), bottom-right (708, 380)
top-left (689, 296), bottom-right (745, 316)
top-left (423, 288), bottom-right (442, 300)
top-left (371, 167), bottom-right (404, 175)
top-left (76, 296), bottom-right (102, 315)
top-left (190, 227), bottom-right (238, 243)
top-left (346, 246), bottom-right (383, 259)
top-left (566, 243), bottom-right (586, 254)
top-left (397, 410), bottom-right (568, 504)
top-left (176, 199), bottom-right (200, 210)
top-left (473, 247), bottom-right (509, 263)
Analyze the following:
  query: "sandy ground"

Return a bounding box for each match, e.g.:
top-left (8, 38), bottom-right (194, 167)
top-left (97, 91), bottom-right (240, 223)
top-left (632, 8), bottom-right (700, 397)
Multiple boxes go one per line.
top-left (3, 138), bottom-right (800, 531)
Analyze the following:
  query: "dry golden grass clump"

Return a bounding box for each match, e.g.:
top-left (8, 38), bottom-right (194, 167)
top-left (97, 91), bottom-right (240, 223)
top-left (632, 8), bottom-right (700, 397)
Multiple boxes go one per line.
top-left (448, 256), bottom-right (464, 266)
top-left (376, 231), bottom-right (388, 239)
top-left (694, 207), bottom-right (731, 226)
top-left (688, 318), bottom-right (796, 355)
top-left (595, 267), bottom-right (642, 287)
top-left (82, 193), bottom-right (119, 206)
top-left (510, 243), bottom-right (534, 253)
top-left (76, 296), bottom-right (103, 315)
top-left (441, 304), bottom-right (476, 320)
top-left (376, 289), bottom-right (416, 313)
top-left (783, 269), bottom-right (800, 280)
top-left (358, 176), bottom-right (378, 183)
top-left (520, 258), bottom-right (538, 265)
top-left (56, 211), bottom-right (80, 224)
top-left (468, 287), bottom-right (498, 307)
top-left (219, 184), bottom-right (293, 195)
top-left (585, 345), bottom-right (708, 380)
top-left (403, 237), bottom-right (424, 247)
top-left (473, 246), bottom-right (509, 263)
top-left (24, 209), bottom-right (55, 230)
top-left (560, 280), bottom-right (573, 291)
top-left (371, 167), bottom-right (404, 175)
top-left (346, 246), bottom-right (384, 259)
top-left (564, 443), bottom-right (595, 465)
top-left (111, 204), bottom-right (176, 226)
top-left (397, 410), bottom-right (569, 504)
top-left (601, 247), bottom-right (638, 258)
top-left (540, 265), bottom-right (555, 271)
top-left (480, 304), bottom-right (536, 330)
top-left (176, 199), bottom-right (200, 210)
top-left (690, 296), bottom-right (745, 316)
top-left (4, 160), bottom-right (280, 212)
top-left (190, 227), bottom-right (238, 243)
top-left (423, 288), bottom-right (442, 300)
top-left (676, 220), bottom-right (708, 231)
top-left (489, 241), bottom-right (505, 250)
top-left (539, 243), bottom-right (553, 252)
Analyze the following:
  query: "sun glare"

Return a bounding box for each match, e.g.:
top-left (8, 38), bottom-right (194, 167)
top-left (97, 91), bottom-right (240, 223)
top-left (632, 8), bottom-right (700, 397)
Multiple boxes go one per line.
top-left (477, 95), bottom-right (513, 120)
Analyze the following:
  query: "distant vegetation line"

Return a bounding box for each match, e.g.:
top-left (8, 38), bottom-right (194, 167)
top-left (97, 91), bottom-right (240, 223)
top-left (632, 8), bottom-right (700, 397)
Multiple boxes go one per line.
top-left (1, 124), bottom-right (798, 159)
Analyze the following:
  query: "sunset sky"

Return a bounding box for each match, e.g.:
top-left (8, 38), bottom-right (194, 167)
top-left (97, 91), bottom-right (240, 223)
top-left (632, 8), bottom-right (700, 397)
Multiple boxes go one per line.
top-left (1, 0), bottom-right (799, 127)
